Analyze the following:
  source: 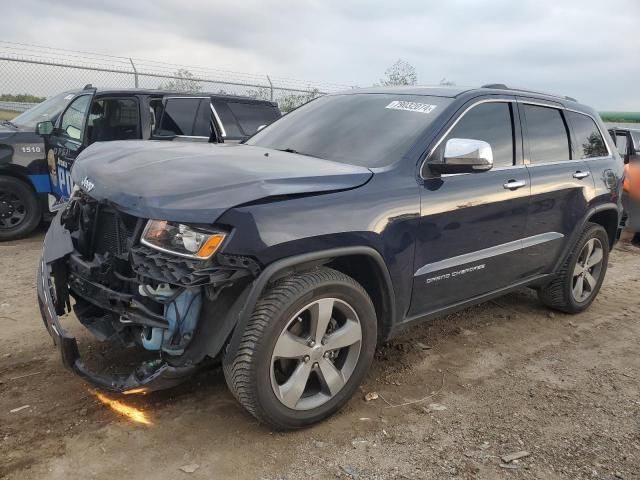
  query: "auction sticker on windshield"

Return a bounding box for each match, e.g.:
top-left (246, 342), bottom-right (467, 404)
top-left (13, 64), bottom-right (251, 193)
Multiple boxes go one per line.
top-left (385, 101), bottom-right (437, 114)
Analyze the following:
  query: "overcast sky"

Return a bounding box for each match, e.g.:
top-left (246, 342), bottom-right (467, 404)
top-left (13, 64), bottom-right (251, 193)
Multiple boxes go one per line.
top-left (3, 0), bottom-right (640, 110)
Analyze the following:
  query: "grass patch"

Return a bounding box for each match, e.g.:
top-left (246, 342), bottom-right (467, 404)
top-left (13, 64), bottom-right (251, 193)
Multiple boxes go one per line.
top-left (0, 110), bottom-right (17, 121)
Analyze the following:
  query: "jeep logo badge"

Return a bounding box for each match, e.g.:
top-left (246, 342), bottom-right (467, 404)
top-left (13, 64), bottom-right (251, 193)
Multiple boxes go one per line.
top-left (80, 176), bottom-right (95, 192)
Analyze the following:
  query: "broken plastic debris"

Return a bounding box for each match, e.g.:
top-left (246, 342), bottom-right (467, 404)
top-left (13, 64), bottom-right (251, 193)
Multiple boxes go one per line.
top-left (501, 451), bottom-right (530, 463)
top-left (179, 464), bottom-right (200, 473)
top-left (364, 392), bottom-right (379, 402)
top-left (10, 405), bottom-right (29, 413)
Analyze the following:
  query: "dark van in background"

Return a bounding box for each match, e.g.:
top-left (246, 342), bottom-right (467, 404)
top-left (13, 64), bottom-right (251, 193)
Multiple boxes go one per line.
top-left (0, 86), bottom-right (281, 240)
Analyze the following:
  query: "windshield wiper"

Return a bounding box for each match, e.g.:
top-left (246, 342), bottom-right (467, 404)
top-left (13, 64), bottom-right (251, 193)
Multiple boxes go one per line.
top-left (276, 147), bottom-right (320, 159)
top-left (1, 120), bottom-right (19, 128)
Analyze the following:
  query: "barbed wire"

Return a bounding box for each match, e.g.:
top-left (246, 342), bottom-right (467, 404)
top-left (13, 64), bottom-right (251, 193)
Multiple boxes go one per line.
top-left (0, 41), bottom-right (353, 107)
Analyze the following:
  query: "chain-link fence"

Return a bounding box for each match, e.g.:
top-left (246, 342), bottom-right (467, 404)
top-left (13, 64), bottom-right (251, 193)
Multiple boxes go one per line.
top-left (0, 41), bottom-right (353, 114)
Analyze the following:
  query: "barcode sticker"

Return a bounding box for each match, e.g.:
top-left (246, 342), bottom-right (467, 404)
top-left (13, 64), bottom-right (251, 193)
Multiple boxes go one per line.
top-left (385, 101), bottom-right (437, 114)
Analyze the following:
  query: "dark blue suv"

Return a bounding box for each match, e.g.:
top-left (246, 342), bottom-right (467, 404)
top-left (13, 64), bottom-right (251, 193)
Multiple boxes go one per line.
top-left (37, 85), bottom-right (623, 429)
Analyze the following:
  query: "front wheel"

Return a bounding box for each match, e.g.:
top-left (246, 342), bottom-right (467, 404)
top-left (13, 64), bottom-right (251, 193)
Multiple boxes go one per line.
top-left (223, 267), bottom-right (377, 430)
top-left (538, 222), bottom-right (609, 313)
top-left (0, 176), bottom-right (41, 241)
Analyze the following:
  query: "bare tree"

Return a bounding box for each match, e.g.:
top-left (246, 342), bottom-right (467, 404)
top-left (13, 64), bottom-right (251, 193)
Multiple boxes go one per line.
top-left (159, 69), bottom-right (203, 92)
top-left (439, 78), bottom-right (456, 86)
top-left (379, 59), bottom-right (417, 86)
top-left (277, 88), bottom-right (321, 113)
top-left (246, 86), bottom-right (272, 101)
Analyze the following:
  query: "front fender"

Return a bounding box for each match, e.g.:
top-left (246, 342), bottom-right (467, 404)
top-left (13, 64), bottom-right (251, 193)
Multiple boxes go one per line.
top-left (222, 246), bottom-right (396, 364)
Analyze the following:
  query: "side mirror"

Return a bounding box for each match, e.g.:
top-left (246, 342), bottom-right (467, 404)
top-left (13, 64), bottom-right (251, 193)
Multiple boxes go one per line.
top-left (36, 121), bottom-right (54, 136)
top-left (429, 138), bottom-right (494, 175)
top-left (151, 129), bottom-right (177, 141)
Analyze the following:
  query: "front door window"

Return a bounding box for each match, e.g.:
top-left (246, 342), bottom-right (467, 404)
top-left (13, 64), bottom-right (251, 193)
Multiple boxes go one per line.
top-left (59, 95), bottom-right (91, 142)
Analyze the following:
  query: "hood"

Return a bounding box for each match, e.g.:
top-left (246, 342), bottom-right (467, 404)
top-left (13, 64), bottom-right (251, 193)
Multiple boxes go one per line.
top-left (0, 123), bottom-right (19, 141)
top-left (71, 141), bottom-right (373, 223)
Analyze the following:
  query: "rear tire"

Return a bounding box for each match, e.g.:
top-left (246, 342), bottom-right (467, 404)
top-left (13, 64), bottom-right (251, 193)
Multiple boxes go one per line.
top-left (538, 222), bottom-right (609, 313)
top-left (223, 267), bottom-right (377, 430)
top-left (0, 176), bottom-right (41, 241)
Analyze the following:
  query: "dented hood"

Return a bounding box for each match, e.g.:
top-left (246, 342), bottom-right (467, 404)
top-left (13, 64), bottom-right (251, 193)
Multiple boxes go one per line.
top-left (71, 140), bottom-right (373, 223)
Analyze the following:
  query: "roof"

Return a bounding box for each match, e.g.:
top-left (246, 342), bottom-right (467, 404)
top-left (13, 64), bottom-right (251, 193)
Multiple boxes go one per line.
top-left (335, 84), bottom-right (581, 105)
top-left (335, 85), bottom-right (472, 98)
top-left (610, 127), bottom-right (640, 132)
top-left (72, 87), bottom-right (276, 104)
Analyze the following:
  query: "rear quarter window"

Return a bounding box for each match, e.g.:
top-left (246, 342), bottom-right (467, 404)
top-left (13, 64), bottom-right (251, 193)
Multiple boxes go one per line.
top-left (226, 102), bottom-right (280, 136)
top-left (567, 111), bottom-right (609, 158)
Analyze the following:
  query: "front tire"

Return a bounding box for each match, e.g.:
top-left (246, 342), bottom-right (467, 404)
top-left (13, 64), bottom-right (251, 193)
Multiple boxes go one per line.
top-left (223, 267), bottom-right (377, 430)
top-left (538, 222), bottom-right (609, 313)
top-left (0, 176), bottom-right (41, 241)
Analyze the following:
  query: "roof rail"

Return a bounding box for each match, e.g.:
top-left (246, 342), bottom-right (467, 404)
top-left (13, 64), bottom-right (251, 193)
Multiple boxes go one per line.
top-left (481, 83), bottom-right (509, 90)
top-left (480, 83), bottom-right (577, 103)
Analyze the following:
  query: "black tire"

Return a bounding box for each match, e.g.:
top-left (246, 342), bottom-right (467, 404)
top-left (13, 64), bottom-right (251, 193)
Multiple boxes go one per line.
top-left (223, 267), bottom-right (377, 430)
top-left (0, 176), bottom-right (41, 241)
top-left (538, 222), bottom-right (609, 314)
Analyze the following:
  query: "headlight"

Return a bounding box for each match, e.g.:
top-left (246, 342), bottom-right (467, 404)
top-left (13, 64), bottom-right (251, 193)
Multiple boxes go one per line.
top-left (141, 220), bottom-right (226, 259)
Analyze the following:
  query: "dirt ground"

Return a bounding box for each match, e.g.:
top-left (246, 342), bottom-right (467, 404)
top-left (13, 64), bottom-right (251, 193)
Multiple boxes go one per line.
top-left (1, 227), bottom-right (639, 480)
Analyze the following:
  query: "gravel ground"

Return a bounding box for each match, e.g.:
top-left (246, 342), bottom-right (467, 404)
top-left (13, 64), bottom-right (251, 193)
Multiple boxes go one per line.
top-left (1, 227), bottom-right (639, 479)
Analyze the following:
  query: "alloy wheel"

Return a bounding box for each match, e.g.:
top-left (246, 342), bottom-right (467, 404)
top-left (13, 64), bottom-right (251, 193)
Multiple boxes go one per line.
top-left (270, 298), bottom-right (362, 411)
top-left (0, 191), bottom-right (26, 230)
top-left (572, 238), bottom-right (604, 303)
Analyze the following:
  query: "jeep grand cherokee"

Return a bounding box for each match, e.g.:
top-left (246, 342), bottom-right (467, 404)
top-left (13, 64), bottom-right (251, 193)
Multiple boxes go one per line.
top-left (37, 84), bottom-right (623, 429)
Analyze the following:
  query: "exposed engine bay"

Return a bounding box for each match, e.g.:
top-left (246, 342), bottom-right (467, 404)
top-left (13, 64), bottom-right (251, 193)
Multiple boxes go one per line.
top-left (39, 191), bottom-right (260, 392)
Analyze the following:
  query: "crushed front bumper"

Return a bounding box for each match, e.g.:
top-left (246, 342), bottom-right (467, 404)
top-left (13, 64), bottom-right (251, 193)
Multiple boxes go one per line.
top-left (36, 217), bottom-right (196, 393)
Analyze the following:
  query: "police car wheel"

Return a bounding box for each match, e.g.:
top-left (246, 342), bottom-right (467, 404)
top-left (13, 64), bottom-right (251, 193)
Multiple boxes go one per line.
top-left (0, 176), bottom-right (41, 241)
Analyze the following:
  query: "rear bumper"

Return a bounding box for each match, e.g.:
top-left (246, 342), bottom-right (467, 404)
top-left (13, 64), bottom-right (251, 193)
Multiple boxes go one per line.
top-left (36, 217), bottom-right (196, 393)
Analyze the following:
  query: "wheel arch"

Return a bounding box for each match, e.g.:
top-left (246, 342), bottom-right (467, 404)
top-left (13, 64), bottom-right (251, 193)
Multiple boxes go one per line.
top-left (553, 203), bottom-right (621, 273)
top-left (0, 165), bottom-right (38, 192)
top-left (223, 246), bottom-right (396, 363)
top-left (587, 206), bottom-right (620, 250)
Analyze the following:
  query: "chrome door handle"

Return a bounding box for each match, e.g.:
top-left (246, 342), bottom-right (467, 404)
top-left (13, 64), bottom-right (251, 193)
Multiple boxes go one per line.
top-left (573, 171), bottom-right (591, 180)
top-left (503, 180), bottom-right (527, 190)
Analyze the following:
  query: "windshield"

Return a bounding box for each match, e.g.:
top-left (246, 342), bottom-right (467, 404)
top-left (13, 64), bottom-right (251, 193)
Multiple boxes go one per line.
top-left (247, 93), bottom-right (452, 167)
top-left (12, 91), bottom-right (77, 129)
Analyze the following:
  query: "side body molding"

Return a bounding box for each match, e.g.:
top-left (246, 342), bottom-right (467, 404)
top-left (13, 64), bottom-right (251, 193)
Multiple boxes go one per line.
top-left (414, 232), bottom-right (564, 277)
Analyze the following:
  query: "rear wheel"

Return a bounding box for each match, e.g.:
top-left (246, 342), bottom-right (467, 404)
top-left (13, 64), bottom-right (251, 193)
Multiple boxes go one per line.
top-left (538, 222), bottom-right (609, 313)
top-left (0, 176), bottom-right (41, 241)
top-left (223, 267), bottom-right (377, 430)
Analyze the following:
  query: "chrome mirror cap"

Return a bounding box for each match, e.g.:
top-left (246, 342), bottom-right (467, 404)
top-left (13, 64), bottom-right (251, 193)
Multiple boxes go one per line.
top-left (443, 138), bottom-right (494, 171)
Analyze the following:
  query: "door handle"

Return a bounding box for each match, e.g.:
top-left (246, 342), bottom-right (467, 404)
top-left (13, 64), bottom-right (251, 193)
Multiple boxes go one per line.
top-left (503, 180), bottom-right (527, 190)
top-left (573, 171), bottom-right (591, 180)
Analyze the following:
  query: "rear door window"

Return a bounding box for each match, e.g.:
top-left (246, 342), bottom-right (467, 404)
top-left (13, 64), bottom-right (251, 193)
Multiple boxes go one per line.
top-left (192, 99), bottom-right (212, 138)
top-left (523, 104), bottom-right (571, 163)
top-left (567, 111), bottom-right (609, 159)
top-left (159, 98), bottom-right (200, 136)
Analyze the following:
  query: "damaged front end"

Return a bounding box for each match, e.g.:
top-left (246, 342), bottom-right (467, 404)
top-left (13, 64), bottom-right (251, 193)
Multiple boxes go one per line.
top-left (37, 191), bottom-right (259, 393)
